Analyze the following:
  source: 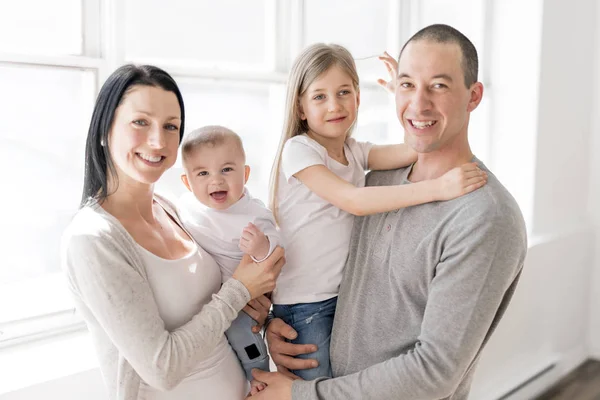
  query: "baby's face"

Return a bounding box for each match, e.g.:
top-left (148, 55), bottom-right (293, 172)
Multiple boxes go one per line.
top-left (183, 140), bottom-right (248, 210)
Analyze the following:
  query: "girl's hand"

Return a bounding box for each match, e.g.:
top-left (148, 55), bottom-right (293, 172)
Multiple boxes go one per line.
top-left (377, 51), bottom-right (399, 94)
top-left (233, 247), bottom-right (285, 299)
top-left (435, 162), bottom-right (488, 201)
top-left (240, 223), bottom-right (271, 261)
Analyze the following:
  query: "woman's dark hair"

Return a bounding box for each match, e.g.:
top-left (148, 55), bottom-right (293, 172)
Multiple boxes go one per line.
top-left (80, 64), bottom-right (185, 207)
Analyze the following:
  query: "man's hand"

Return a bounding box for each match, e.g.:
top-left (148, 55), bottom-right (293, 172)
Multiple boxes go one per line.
top-left (243, 295), bottom-right (272, 333)
top-left (246, 369), bottom-right (296, 400)
top-left (266, 318), bottom-right (319, 371)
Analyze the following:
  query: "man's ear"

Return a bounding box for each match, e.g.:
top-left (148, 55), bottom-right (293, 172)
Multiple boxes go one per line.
top-left (467, 82), bottom-right (484, 112)
top-left (244, 165), bottom-right (251, 183)
top-left (181, 174), bottom-right (192, 192)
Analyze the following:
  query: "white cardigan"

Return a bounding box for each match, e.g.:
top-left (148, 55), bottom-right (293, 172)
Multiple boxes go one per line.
top-left (60, 194), bottom-right (250, 400)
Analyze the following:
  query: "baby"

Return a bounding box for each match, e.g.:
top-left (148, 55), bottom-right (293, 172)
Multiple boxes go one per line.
top-left (177, 125), bottom-right (281, 386)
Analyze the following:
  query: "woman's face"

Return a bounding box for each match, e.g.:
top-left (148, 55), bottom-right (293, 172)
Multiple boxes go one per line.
top-left (108, 85), bottom-right (181, 187)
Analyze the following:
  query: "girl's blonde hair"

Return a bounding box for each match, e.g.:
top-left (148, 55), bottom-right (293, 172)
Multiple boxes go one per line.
top-left (268, 43), bottom-right (360, 223)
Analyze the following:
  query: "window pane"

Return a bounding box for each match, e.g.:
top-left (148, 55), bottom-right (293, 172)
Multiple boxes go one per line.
top-left (304, 0), bottom-right (390, 78)
top-left (156, 81), bottom-right (285, 204)
top-left (419, 0), bottom-right (486, 46)
top-left (0, 0), bottom-right (82, 56)
top-left (125, 0), bottom-right (269, 68)
top-left (469, 95), bottom-right (491, 164)
top-left (354, 88), bottom-right (399, 145)
top-left (0, 65), bottom-right (94, 322)
top-left (418, 0), bottom-right (487, 73)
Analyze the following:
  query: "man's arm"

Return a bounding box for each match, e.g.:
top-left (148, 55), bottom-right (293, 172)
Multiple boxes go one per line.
top-left (291, 205), bottom-right (527, 400)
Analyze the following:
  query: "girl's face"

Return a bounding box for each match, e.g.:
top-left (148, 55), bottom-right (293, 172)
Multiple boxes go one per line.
top-left (108, 85), bottom-right (182, 188)
top-left (299, 65), bottom-right (360, 144)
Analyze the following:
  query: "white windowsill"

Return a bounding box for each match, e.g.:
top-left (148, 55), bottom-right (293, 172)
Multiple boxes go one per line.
top-left (0, 329), bottom-right (98, 395)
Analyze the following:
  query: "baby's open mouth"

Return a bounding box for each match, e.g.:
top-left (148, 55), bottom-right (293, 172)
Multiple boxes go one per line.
top-left (210, 191), bottom-right (228, 201)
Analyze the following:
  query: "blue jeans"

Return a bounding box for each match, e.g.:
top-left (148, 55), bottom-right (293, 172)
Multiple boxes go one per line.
top-left (272, 296), bottom-right (337, 380)
top-left (225, 311), bottom-right (270, 381)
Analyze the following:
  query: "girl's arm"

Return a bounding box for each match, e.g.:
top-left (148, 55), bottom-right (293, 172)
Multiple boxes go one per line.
top-left (368, 143), bottom-right (417, 171)
top-left (369, 52), bottom-right (418, 171)
top-left (294, 163), bottom-right (487, 216)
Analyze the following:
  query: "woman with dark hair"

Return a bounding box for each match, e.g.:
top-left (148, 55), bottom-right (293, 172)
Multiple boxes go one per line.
top-left (61, 64), bottom-right (284, 399)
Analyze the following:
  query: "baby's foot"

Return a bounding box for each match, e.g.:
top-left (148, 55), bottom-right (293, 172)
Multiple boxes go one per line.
top-left (249, 379), bottom-right (267, 396)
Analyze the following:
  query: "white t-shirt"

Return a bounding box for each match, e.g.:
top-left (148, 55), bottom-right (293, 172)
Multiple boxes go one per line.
top-left (273, 134), bottom-right (372, 304)
top-left (136, 246), bottom-right (248, 399)
top-left (178, 188), bottom-right (282, 282)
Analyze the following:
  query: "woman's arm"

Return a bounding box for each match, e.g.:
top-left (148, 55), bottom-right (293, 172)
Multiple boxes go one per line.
top-left (294, 163), bottom-right (486, 216)
top-left (368, 144), bottom-right (417, 171)
top-left (64, 232), bottom-right (283, 391)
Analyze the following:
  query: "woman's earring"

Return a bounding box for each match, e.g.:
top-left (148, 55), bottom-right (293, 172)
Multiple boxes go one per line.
top-left (100, 138), bottom-right (106, 146)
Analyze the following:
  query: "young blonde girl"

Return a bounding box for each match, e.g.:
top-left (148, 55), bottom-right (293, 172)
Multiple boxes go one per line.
top-left (268, 43), bottom-right (486, 380)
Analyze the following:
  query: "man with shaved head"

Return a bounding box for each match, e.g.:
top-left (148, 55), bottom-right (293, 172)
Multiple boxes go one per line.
top-left (254, 24), bottom-right (527, 400)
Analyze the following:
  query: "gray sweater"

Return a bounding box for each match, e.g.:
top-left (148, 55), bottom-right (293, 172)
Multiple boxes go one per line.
top-left (60, 194), bottom-right (251, 400)
top-left (293, 160), bottom-right (527, 399)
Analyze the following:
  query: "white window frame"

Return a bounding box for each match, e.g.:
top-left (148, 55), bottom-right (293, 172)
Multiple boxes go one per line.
top-left (0, 0), bottom-right (105, 349)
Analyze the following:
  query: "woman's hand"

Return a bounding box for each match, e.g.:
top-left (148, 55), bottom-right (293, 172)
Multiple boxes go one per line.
top-left (377, 51), bottom-right (399, 94)
top-left (233, 246), bottom-right (285, 299)
top-left (243, 295), bottom-right (272, 333)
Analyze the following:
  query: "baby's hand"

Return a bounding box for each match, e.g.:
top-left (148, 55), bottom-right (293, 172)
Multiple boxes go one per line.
top-left (240, 223), bottom-right (270, 261)
top-left (435, 162), bottom-right (488, 201)
top-left (249, 379), bottom-right (267, 396)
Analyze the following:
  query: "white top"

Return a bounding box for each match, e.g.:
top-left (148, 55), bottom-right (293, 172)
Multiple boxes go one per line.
top-left (274, 134), bottom-right (372, 304)
top-left (136, 246), bottom-right (247, 399)
top-left (61, 194), bottom-right (251, 400)
top-left (178, 188), bottom-right (282, 281)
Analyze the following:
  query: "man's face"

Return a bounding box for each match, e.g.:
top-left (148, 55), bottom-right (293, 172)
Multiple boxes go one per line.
top-left (395, 39), bottom-right (482, 154)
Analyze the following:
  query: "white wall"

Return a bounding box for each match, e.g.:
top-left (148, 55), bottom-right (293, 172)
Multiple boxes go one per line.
top-left (0, 370), bottom-right (105, 400)
top-left (532, 0), bottom-right (595, 236)
top-left (470, 0), bottom-right (598, 398)
top-left (589, 0), bottom-right (600, 359)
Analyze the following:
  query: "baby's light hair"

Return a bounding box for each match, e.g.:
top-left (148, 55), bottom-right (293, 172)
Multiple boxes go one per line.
top-left (181, 125), bottom-right (246, 166)
top-left (268, 43), bottom-right (360, 224)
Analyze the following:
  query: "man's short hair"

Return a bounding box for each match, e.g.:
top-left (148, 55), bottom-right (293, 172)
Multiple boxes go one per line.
top-left (181, 125), bottom-right (245, 162)
top-left (400, 24), bottom-right (479, 88)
